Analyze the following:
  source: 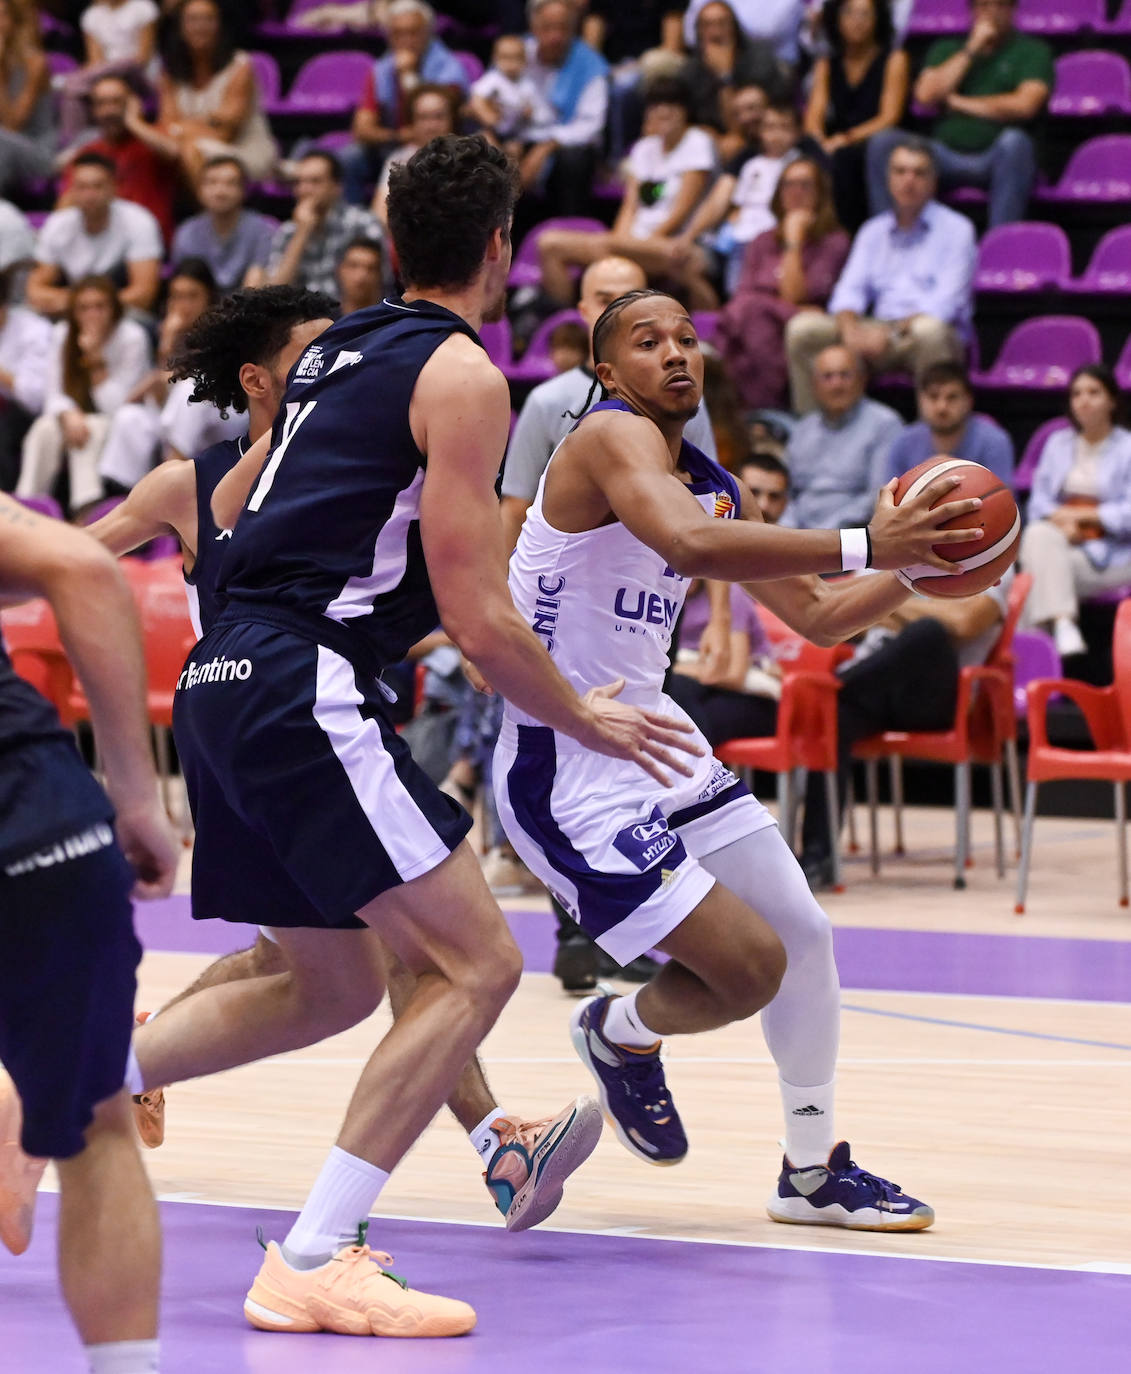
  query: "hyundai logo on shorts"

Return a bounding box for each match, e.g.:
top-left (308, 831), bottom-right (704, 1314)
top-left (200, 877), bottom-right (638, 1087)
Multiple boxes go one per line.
top-left (613, 806), bottom-right (679, 871)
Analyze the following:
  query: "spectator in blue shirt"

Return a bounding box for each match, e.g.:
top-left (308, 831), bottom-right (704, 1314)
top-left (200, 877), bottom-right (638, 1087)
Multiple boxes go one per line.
top-left (339, 0), bottom-right (470, 205)
top-left (783, 342), bottom-right (904, 529)
top-left (887, 360), bottom-right (1014, 485)
top-left (785, 134), bottom-right (974, 413)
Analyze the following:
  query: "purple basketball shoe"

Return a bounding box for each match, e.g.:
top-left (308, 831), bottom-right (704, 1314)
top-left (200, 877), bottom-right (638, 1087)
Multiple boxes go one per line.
top-left (767, 1142), bottom-right (934, 1231)
top-left (569, 994), bottom-right (687, 1165)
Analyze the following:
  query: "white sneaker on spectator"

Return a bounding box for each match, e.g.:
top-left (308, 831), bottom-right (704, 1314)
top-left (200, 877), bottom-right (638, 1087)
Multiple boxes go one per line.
top-left (1053, 616), bottom-right (1086, 659)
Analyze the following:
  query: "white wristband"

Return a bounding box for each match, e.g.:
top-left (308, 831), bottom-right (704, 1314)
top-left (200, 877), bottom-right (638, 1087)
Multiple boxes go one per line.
top-left (839, 527), bottom-right (869, 573)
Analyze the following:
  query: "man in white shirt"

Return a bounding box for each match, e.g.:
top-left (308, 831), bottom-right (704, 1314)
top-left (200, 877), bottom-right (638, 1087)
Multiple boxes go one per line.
top-left (26, 152), bottom-right (163, 319)
top-left (0, 266), bottom-right (51, 490)
top-left (0, 199), bottom-right (35, 277)
top-left (520, 0), bottom-right (609, 217)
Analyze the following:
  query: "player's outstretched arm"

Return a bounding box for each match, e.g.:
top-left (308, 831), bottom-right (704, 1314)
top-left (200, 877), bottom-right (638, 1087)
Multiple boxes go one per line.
top-left (87, 459), bottom-right (197, 560)
top-left (415, 339), bottom-right (699, 786)
top-left (212, 429), bottom-right (271, 531)
top-left (0, 495), bottom-right (177, 896)
top-left (586, 414), bottom-right (983, 581)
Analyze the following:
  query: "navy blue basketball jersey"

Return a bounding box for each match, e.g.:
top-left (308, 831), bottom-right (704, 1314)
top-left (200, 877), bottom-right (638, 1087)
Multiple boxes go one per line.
top-left (184, 435), bottom-right (244, 638)
top-left (0, 639), bottom-right (113, 865)
top-left (216, 297), bottom-right (482, 673)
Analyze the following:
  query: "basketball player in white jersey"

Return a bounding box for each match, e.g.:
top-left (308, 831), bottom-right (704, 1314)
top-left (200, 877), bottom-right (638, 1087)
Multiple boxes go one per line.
top-left (496, 288), bottom-right (985, 1229)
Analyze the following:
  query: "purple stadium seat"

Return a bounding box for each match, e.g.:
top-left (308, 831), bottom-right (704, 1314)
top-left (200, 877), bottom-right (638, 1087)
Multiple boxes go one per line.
top-left (478, 318), bottom-right (513, 369)
top-left (1049, 51), bottom-right (1131, 115)
top-left (278, 51), bottom-right (373, 116)
top-left (905, 0), bottom-right (967, 36)
top-left (1017, 0), bottom-right (1105, 33)
top-left (46, 51), bottom-right (78, 79)
top-left (1102, 0), bottom-right (1131, 31)
top-left (507, 217), bottom-right (606, 289)
top-left (247, 50), bottom-right (282, 109)
top-left (1037, 136), bottom-right (1131, 203)
top-left (1115, 334), bottom-right (1131, 389)
top-left (505, 309), bottom-right (586, 382)
top-left (1012, 631), bottom-right (1061, 717)
top-left (1068, 225), bottom-right (1131, 293)
top-left (1013, 416), bottom-right (1070, 493)
top-left (692, 310), bottom-right (719, 348)
top-left (454, 50), bottom-right (484, 84)
top-left (969, 316), bottom-right (1101, 391)
top-left (975, 222), bottom-right (1071, 292)
top-left (503, 309), bottom-right (584, 383)
top-left (15, 494), bottom-right (63, 520)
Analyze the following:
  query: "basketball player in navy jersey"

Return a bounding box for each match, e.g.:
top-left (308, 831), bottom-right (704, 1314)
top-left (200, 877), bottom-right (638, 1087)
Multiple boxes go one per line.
top-left (123, 138), bottom-right (700, 1338)
top-left (497, 289), bottom-right (986, 1232)
top-left (89, 287), bottom-right (619, 1236)
top-left (0, 496), bottom-right (177, 1373)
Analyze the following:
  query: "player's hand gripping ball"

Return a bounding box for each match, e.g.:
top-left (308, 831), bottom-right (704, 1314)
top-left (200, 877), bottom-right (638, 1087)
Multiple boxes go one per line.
top-left (892, 456), bottom-right (1020, 598)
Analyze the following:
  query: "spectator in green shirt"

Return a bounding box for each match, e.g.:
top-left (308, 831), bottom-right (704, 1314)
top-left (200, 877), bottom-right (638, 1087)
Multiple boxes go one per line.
top-left (864, 0), bottom-right (1052, 226)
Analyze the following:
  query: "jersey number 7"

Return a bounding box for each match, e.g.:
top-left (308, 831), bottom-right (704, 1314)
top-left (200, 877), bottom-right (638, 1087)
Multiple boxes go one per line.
top-left (247, 401), bottom-right (318, 513)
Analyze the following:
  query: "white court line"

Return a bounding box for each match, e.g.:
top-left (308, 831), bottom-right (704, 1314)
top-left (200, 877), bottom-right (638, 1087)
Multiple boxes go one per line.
top-left (259, 1055), bottom-right (1131, 1068)
top-left (113, 1189), bottom-right (1125, 1278)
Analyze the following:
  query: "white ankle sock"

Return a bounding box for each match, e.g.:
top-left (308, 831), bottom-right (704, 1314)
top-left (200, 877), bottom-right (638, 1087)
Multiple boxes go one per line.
top-left (601, 991), bottom-right (661, 1050)
top-left (468, 1106), bottom-right (508, 1164)
top-left (780, 1077), bottom-right (836, 1167)
top-left (281, 1146), bottom-right (389, 1269)
top-left (86, 1339), bottom-right (160, 1373)
top-left (123, 1045), bottom-right (144, 1097)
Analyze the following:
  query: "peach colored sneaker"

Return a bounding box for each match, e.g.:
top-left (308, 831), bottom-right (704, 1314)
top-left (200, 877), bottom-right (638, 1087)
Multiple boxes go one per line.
top-left (131, 1012), bottom-right (165, 1149)
top-left (244, 1236), bottom-right (477, 1338)
top-left (0, 1067), bottom-right (48, 1256)
top-left (483, 1095), bottom-right (603, 1232)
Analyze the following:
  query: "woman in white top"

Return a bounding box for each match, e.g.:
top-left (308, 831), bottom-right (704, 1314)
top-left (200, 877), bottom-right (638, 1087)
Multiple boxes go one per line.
top-left (15, 275), bottom-right (152, 518)
top-left (157, 0), bottom-right (277, 185)
top-left (60, 0), bottom-right (160, 144)
top-left (1020, 364), bottom-right (1131, 659)
top-left (537, 77), bottom-right (718, 309)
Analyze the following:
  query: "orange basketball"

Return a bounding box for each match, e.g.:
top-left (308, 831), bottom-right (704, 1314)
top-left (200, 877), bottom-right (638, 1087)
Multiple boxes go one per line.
top-left (891, 456), bottom-right (1021, 599)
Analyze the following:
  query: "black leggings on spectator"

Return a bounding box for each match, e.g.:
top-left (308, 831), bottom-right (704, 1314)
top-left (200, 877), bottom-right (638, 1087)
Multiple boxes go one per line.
top-left (665, 672), bottom-right (779, 749)
top-left (801, 618), bottom-right (959, 861)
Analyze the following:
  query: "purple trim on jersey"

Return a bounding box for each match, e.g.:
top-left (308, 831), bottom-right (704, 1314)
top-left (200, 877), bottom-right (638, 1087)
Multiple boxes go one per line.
top-left (581, 398), bottom-right (742, 513)
top-left (666, 776), bottom-right (751, 832)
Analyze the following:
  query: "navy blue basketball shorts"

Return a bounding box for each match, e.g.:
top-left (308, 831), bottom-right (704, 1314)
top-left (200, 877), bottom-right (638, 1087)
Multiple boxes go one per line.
top-left (0, 829), bottom-right (140, 1159)
top-left (173, 622), bottom-right (472, 930)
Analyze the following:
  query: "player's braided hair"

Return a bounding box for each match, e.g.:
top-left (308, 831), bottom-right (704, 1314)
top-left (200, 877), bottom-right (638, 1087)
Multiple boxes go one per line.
top-left (564, 288), bottom-right (679, 420)
top-left (168, 285), bottom-right (337, 417)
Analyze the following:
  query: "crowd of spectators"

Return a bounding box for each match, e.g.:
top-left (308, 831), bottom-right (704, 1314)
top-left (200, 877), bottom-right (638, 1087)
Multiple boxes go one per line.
top-left (3, 0), bottom-right (1129, 907)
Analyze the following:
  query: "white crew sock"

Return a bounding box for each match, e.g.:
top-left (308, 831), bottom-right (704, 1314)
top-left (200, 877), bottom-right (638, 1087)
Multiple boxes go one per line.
top-left (281, 1146), bottom-right (390, 1269)
top-left (468, 1106), bottom-right (508, 1164)
top-left (601, 991), bottom-right (661, 1050)
top-left (780, 1077), bottom-right (836, 1167)
top-left (86, 1339), bottom-right (160, 1373)
top-left (123, 1045), bottom-right (144, 1097)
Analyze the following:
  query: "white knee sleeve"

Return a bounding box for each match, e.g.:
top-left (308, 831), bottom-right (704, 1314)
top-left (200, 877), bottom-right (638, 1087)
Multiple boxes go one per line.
top-left (698, 828), bottom-right (840, 1086)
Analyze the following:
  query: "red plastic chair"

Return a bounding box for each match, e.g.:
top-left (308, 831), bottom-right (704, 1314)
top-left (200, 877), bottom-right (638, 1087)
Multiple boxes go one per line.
top-left (851, 573), bottom-right (1032, 888)
top-left (1017, 598), bottom-right (1131, 911)
top-left (0, 598), bottom-right (74, 724)
top-left (716, 608), bottom-right (848, 886)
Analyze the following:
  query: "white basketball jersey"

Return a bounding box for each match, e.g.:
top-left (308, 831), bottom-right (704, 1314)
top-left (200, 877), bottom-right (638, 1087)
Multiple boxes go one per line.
top-left (506, 401), bottom-right (744, 727)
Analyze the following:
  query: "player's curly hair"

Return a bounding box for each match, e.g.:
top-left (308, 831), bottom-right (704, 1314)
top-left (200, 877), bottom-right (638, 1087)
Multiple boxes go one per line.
top-left (387, 134), bottom-right (520, 291)
top-left (168, 285), bottom-right (337, 417)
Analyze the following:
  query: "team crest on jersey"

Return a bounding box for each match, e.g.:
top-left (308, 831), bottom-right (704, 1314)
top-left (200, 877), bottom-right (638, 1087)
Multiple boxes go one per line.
top-left (293, 346), bottom-right (324, 382)
top-left (713, 491), bottom-right (735, 519)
